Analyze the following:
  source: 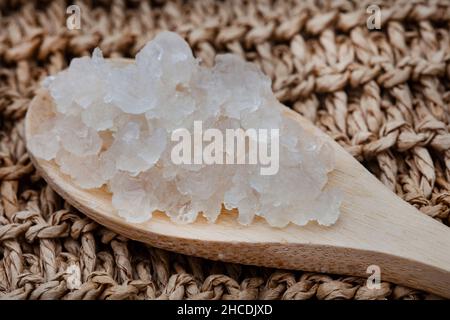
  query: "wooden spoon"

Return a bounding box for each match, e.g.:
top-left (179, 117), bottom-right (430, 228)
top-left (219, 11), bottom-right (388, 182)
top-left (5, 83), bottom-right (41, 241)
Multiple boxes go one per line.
top-left (25, 58), bottom-right (450, 298)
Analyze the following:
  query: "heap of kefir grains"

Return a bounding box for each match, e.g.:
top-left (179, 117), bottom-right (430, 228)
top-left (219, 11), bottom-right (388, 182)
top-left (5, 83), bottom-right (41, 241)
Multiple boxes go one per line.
top-left (29, 32), bottom-right (342, 227)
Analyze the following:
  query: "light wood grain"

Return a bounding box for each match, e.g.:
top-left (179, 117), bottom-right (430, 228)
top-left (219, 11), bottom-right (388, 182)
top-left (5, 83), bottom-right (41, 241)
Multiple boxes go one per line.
top-left (25, 60), bottom-right (450, 298)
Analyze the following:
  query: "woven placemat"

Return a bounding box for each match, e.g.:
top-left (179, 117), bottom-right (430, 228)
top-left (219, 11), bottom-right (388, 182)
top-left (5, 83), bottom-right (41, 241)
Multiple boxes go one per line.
top-left (1, 0), bottom-right (449, 300)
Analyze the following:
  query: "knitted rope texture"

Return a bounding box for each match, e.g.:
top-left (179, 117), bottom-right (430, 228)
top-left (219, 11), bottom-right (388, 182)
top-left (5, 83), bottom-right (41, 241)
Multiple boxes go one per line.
top-left (1, 0), bottom-right (450, 300)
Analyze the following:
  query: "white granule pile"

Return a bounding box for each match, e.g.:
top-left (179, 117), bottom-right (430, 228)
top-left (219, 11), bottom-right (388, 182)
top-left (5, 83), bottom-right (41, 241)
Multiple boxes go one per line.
top-left (29, 31), bottom-right (341, 227)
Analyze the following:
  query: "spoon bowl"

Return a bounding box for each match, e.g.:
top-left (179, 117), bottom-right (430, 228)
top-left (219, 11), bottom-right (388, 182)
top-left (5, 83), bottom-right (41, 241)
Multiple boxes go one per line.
top-left (25, 59), bottom-right (450, 298)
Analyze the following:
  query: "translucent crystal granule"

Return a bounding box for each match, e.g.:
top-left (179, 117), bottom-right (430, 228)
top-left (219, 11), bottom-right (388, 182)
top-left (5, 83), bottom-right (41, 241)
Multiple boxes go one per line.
top-left (29, 31), bottom-right (342, 227)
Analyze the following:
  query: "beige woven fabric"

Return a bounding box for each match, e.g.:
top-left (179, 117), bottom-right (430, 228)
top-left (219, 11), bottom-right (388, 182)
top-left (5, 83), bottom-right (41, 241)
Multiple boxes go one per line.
top-left (1, 0), bottom-right (450, 300)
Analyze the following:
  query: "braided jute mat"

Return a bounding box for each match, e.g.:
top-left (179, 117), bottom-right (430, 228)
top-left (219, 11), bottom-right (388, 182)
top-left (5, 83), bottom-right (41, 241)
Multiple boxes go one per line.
top-left (1, 0), bottom-right (450, 300)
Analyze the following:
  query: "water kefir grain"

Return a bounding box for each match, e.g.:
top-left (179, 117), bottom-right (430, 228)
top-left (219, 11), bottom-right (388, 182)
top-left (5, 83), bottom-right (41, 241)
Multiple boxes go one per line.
top-left (29, 32), bottom-right (342, 227)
